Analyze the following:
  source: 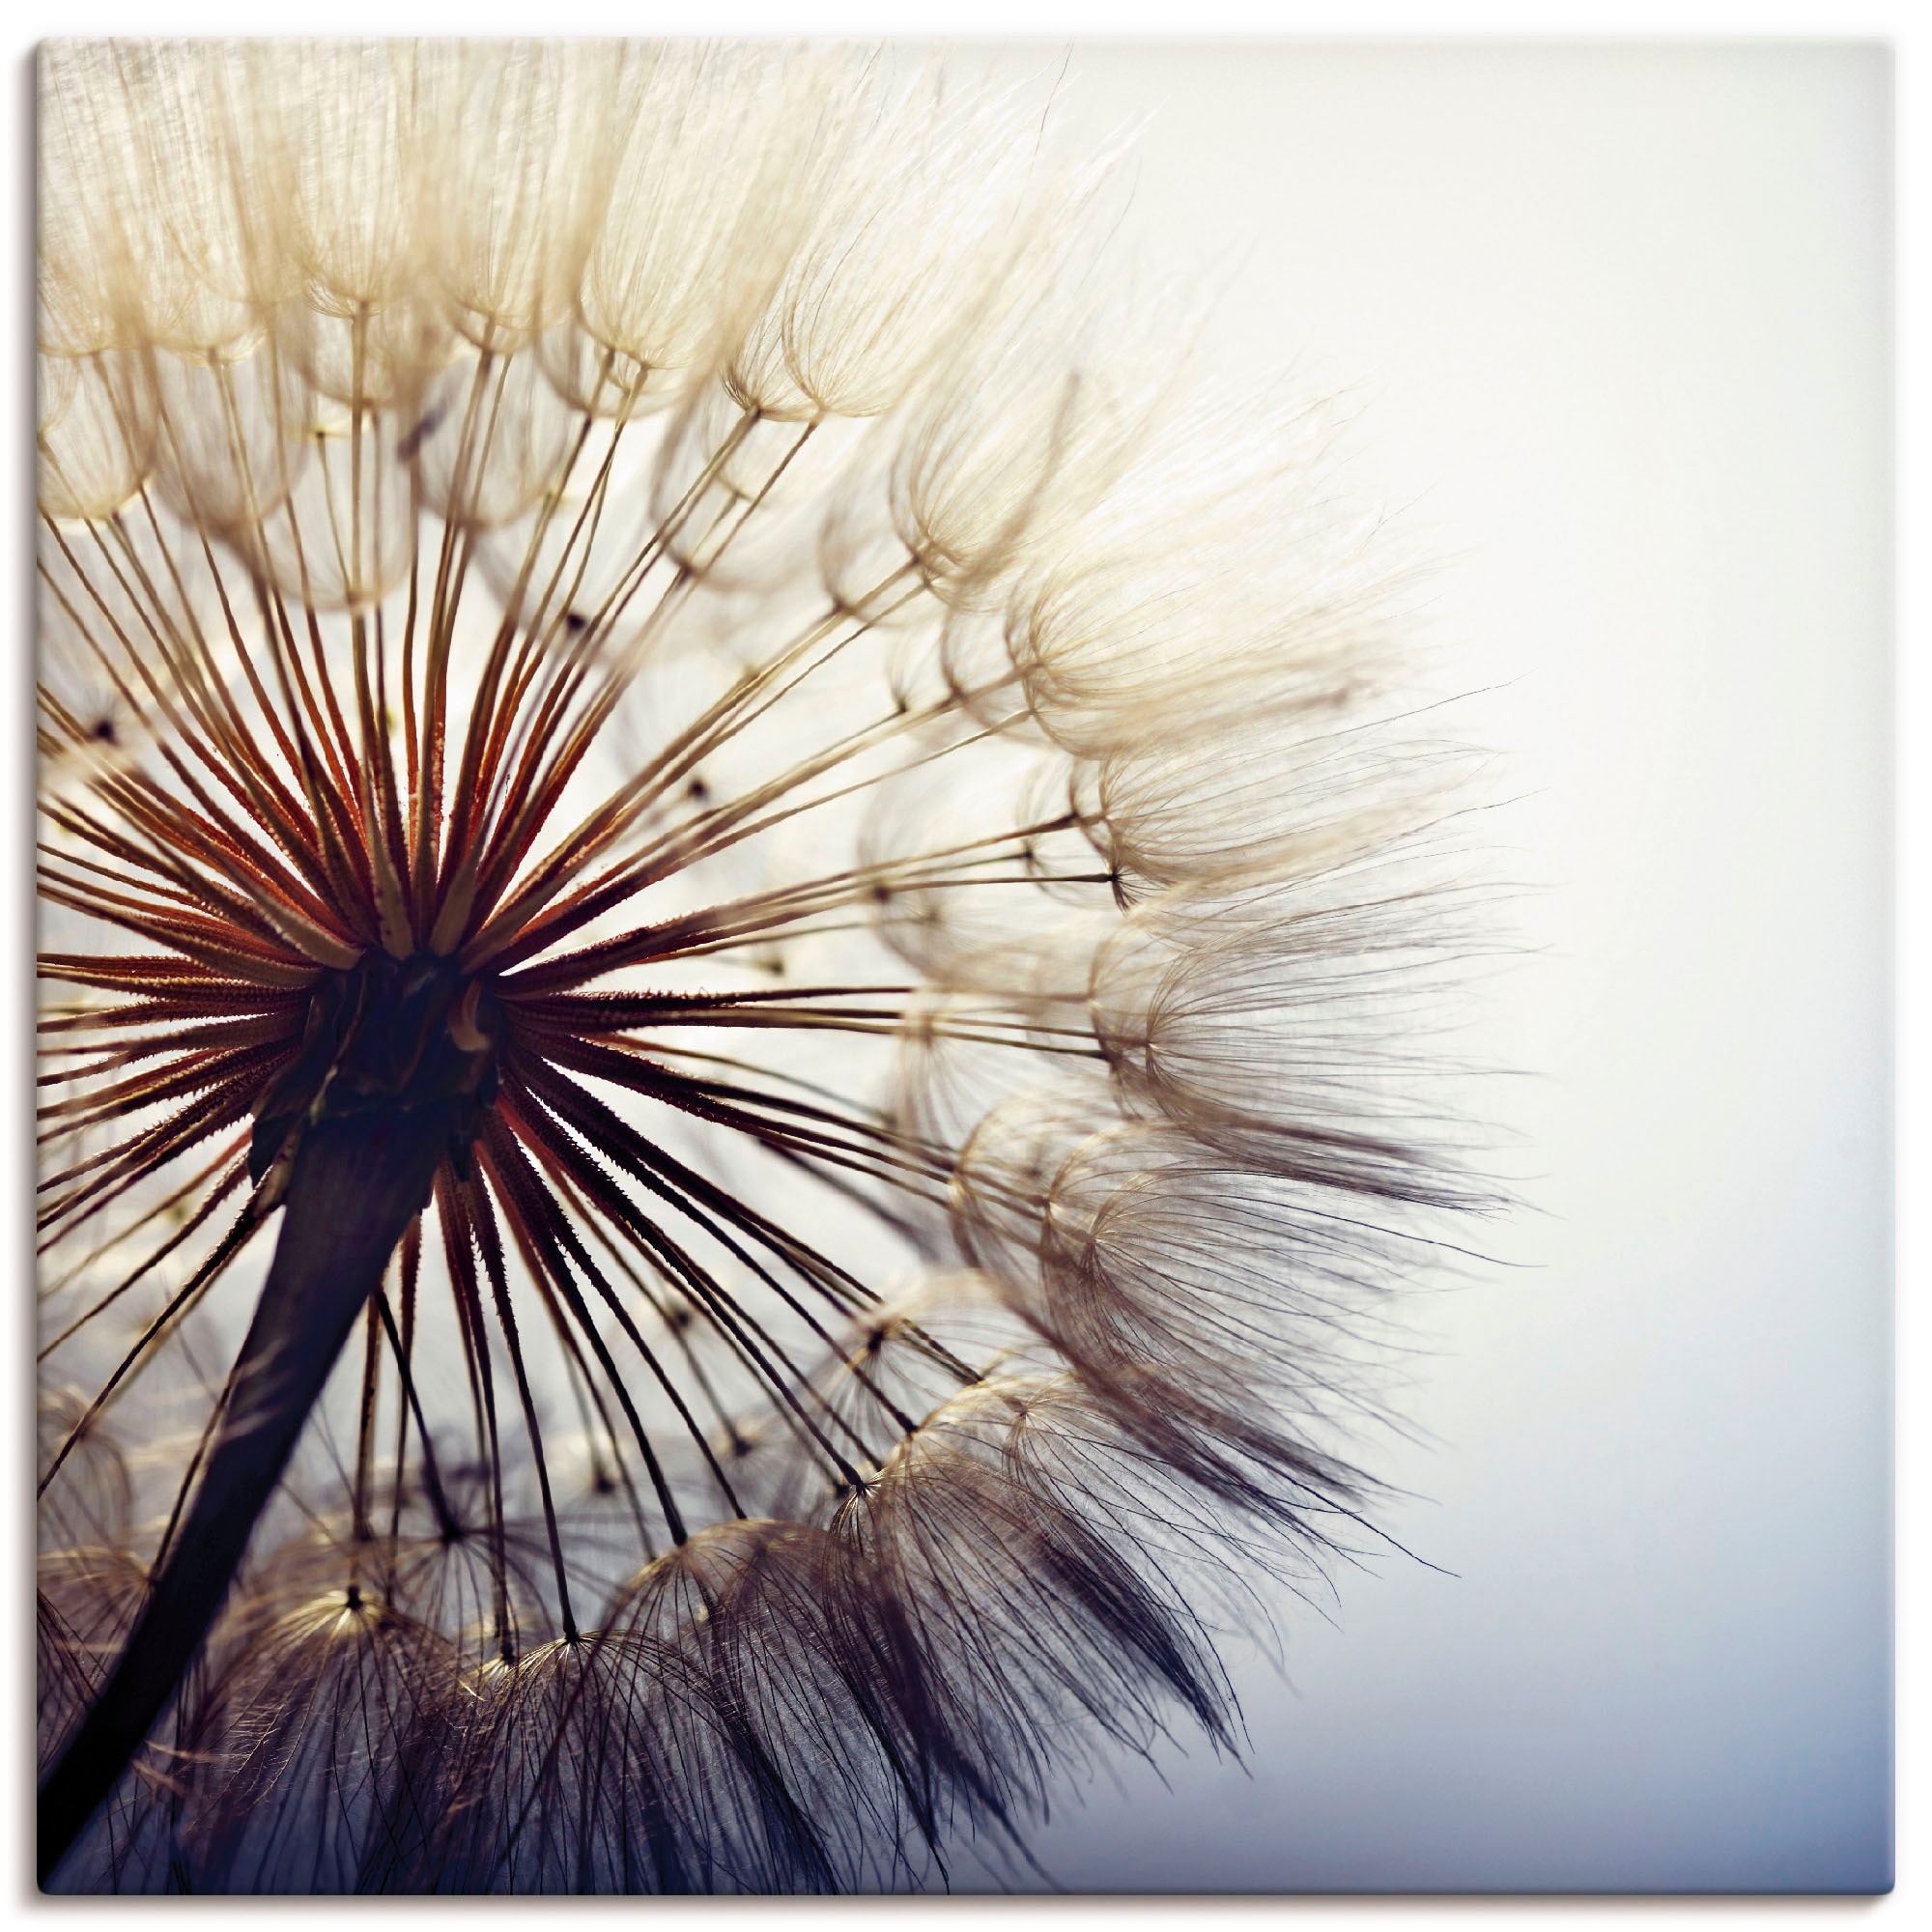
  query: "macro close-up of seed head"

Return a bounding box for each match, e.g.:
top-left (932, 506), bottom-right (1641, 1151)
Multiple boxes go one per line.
top-left (34, 38), bottom-right (1498, 1895)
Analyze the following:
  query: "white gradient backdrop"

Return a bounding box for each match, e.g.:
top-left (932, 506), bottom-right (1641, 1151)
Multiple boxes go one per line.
top-left (954, 42), bottom-right (1892, 1894)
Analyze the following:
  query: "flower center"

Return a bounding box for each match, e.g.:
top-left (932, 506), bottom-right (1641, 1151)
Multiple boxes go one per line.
top-left (249, 952), bottom-right (502, 1188)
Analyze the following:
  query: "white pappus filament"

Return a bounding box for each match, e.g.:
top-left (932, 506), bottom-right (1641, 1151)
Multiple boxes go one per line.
top-left (36, 39), bottom-right (1496, 1896)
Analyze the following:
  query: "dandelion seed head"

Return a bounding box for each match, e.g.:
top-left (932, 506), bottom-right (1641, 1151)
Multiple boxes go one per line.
top-left (37, 37), bottom-right (1493, 1894)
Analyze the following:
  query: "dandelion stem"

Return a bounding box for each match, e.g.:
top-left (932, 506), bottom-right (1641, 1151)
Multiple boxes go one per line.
top-left (37, 1105), bottom-right (455, 1889)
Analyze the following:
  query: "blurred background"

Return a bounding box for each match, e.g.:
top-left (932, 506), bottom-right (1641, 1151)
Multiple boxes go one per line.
top-left (959, 41), bottom-right (1891, 1894)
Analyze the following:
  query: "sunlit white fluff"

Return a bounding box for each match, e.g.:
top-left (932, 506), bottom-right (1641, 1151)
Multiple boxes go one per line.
top-left (36, 37), bottom-right (1492, 1895)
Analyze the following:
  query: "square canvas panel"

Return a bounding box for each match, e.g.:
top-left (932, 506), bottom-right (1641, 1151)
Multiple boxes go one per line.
top-left (32, 39), bottom-right (1890, 1896)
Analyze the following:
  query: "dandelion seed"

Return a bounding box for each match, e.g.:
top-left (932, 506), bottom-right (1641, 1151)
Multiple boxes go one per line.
top-left (37, 39), bottom-right (1493, 1895)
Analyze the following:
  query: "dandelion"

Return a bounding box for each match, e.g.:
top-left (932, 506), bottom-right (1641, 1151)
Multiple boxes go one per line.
top-left (36, 40), bottom-right (1492, 1894)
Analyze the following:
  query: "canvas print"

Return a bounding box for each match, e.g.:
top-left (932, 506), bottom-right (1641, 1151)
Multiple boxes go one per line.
top-left (33, 40), bottom-right (1890, 1897)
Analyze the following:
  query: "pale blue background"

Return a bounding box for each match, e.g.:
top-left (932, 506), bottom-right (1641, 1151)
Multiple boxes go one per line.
top-left (960, 42), bottom-right (1891, 1894)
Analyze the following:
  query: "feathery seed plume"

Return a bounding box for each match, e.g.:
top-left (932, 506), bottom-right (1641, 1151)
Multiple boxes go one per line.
top-left (36, 39), bottom-right (1492, 1894)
